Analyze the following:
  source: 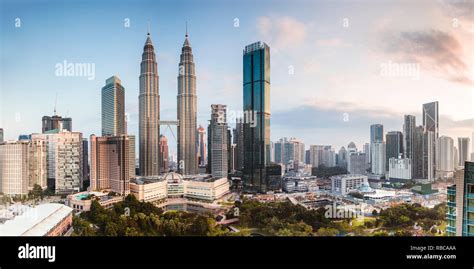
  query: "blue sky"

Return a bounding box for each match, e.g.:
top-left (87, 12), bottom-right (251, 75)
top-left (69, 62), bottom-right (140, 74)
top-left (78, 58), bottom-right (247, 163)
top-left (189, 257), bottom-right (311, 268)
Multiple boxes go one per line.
top-left (1, 0), bottom-right (473, 156)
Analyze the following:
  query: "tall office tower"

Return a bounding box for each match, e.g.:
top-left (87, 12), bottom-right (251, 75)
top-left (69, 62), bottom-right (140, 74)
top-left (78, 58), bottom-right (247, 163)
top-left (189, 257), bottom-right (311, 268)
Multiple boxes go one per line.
top-left (422, 101), bottom-right (439, 181)
top-left (436, 136), bottom-right (454, 178)
top-left (413, 126), bottom-right (424, 179)
top-left (370, 124), bottom-right (385, 175)
top-left (28, 136), bottom-right (47, 190)
top-left (309, 145), bottom-right (336, 168)
top-left (54, 131), bottom-right (83, 194)
top-left (0, 141), bottom-right (29, 196)
top-left (403, 115), bottom-right (416, 177)
top-left (269, 141), bottom-right (275, 163)
top-left (234, 118), bottom-right (244, 171)
top-left (230, 144), bottom-right (237, 172)
top-left (305, 149), bottom-right (311, 165)
top-left (423, 102), bottom-right (439, 138)
top-left (242, 41), bottom-right (271, 193)
top-left (197, 126), bottom-right (206, 167)
top-left (370, 124), bottom-right (384, 144)
top-left (90, 135), bottom-right (135, 195)
top-left (208, 104), bottom-right (228, 178)
top-left (403, 115), bottom-right (416, 158)
top-left (227, 128), bottom-right (233, 173)
top-left (347, 142), bottom-right (357, 172)
top-left (274, 137), bottom-right (305, 166)
top-left (337, 146), bottom-right (348, 169)
top-left (42, 115), bottom-right (72, 133)
top-left (423, 131), bottom-right (436, 181)
top-left (363, 143), bottom-right (370, 165)
top-left (454, 147), bottom-right (459, 169)
top-left (386, 131), bottom-right (404, 172)
top-left (139, 32), bottom-right (160, 176)
top-left (458, 137), bottom-right (470, 168)
top-left (82, 138), bottom-right (89, 189)
top-left (102, 76), bottom-right (125, 136)
top-left (0, 128), bottom-right (3, 143)
top-left (371, 142), bottom-right (386, 175)
top-left (177, 30), bottom-right (198, 176)
top-left (349, 153), bottom-right (368, 175)
top-left (159, 135), bottom-right (169, 173)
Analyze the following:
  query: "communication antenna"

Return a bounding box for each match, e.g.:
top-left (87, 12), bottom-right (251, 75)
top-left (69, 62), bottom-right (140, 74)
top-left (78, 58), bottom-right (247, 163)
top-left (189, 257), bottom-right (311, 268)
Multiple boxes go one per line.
top-left (54, 92), bottom-right (58, 115)
top-left (147, 20), bottom-right (151, 35)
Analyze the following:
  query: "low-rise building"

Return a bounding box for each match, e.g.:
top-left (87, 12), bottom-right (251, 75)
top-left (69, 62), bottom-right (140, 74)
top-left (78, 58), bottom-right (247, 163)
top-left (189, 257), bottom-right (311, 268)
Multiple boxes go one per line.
top-left (0, 203), bottom-right (72, 236)
top-left (67, 191), bottom-right (124, 212)
top-left (129, 172), bottom-right (230, 202)
top-left (331, 174), bottom-right (368, 196)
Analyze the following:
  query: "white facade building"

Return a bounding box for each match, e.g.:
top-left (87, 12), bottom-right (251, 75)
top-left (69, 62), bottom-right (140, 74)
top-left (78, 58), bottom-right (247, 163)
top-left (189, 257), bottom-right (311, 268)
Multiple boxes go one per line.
top-left (331, 174), bottom-right (368, 196)
top-left (388, 157), bottom-right (412, 181)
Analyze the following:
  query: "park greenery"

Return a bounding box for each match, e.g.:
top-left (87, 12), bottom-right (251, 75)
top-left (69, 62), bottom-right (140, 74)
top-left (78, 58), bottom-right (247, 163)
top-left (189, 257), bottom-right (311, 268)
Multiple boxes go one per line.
top-left (72, 194), bottom-right (229, 236)
top-left (72, 192), bottom-right (447, 237)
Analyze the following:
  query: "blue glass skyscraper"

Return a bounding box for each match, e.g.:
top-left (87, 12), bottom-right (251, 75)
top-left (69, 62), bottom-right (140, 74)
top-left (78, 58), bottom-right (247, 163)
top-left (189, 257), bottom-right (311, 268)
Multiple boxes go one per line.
top-left (242, 41), bottom-right (272, 193)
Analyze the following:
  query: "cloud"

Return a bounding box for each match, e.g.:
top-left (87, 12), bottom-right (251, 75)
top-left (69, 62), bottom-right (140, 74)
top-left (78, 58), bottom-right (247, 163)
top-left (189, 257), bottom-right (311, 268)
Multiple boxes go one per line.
top-left (257, 16), bottom-right (308, 50)
top-left (379, 29), bottom-right (473, 86)
top-left (316, 38), bottom-right (351, 48)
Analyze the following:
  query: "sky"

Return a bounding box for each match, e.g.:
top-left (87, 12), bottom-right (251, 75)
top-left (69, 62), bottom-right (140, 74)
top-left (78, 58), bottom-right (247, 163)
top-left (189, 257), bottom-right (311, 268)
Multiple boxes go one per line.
top-left (1, 0), bottom-right (473, 157)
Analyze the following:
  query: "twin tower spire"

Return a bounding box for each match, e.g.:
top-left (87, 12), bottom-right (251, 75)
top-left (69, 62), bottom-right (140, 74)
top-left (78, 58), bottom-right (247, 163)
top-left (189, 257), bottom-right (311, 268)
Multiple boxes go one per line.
top-left (139, 22), bottom-right (197, 177)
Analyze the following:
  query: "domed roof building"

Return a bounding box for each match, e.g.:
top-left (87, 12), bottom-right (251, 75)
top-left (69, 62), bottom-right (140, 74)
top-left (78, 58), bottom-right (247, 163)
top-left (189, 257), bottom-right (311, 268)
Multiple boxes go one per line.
top-left (163, 172), bottom-right (183, 183)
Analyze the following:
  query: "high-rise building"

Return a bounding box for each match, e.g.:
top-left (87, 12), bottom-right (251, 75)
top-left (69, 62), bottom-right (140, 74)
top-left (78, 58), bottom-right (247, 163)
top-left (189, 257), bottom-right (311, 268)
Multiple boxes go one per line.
top-left (422, 102), bottom-right (439, 138)
top-left (233, 118), bottom-right (244, 171)
top-left (349, 153), bottom-right (368, 175)
top-left (242, 41), bottom-right (271, 193)
top-left (363, 143), bottom-right (370, 166)
top-left (413, 126), bottom-right (424, 179)
top-left (447, 162), bottom-right (474, 236)
top-left (371, 142), bottom-right (386, 176)
top-left (403, 115), bottom-right (416, 155)
top-left (370, 124), bottom-right (384, 144)
top-left (82, 138), bottom-right (89, 190)
top-left (197, 126), bottom-right (206, 167)
top-left (274, 137), bottom-right (305, 166)
top-left (0, 141), bottom-right (29, 196)
top-left (422, 102), bottom-right (438, 181)
top-left (101, 76), bottom-right (125, 136)
top-left (0, 128), bottom-right (3, 143)
top-left (139, 32), bottom-right (160, 176)
top-left (423, 131), bottom-right (436, 181)
top-left (159, 135), bottom-right (169, 173)
top-left (90, 134), bottom-right (135, 195)
top-left (386, 131), bottom-right (403, 172)
top-left (458, 137), bottom-right (470, 168)
top-left (309, 145), bottom-right (336, 168)
top-left (177, 30), bottom-right (198, 176)
top-left (337, 146), bottom-right (347, 169)
top-left (347, 142), bottom-right (357, 172)
top-left (454, 146), bottom-right (459, 170)
top-left (28, 136), bottom-right (47, 190)
top-left (31, 130), bottom-right (83, 194)
top-left (42, 115), bottom-right (72, 133)
top-left (208, 104), bottom-right (228, 178)
top-left (370, 124), bottom-right (385, 175)
top-left (436, 136), bottom-right (454, 178)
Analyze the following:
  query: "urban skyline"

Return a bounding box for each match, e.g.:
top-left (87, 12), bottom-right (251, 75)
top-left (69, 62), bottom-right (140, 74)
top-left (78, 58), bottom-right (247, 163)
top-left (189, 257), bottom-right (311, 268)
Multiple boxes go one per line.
top-left (1, 0), bottom-right (473, 157)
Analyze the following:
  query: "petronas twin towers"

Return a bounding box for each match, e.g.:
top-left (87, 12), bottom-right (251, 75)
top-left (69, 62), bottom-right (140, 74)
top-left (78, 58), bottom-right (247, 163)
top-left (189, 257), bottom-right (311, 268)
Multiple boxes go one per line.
top-left (139, 27), bottom-right (197, 176)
